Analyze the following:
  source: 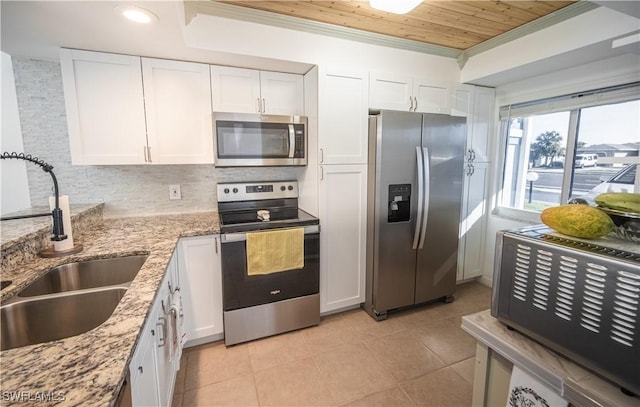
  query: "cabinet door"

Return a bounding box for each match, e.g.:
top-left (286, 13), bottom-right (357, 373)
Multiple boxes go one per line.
top-left (142, 58), bottom-right (213, 164)
top-left (259, 71), bottom-right (304, 115)
top-left (153, 280), bottom-right (174, 407)
top-left (413, 79), bottom-right (450, 114)
top-left (457, 162), bottom-right (489, 281)
top-left (450, 84), bottom-right (473, 117)
top-left (318, 68), bottom-right (369, 164)
top-left (210, 65), bottom-right (261, 113)
top-left (468, 87), bottom-right (495, 163)
top-left (318, 164), bottom-right (367, 313)
top-left (130, 309), bottom-right (160, 407)
top-left (60, 49), bottom-right (146, 165)
top-left (369, 72), bottom-right (412, 111)
top-left (178, 235), bottom-right (223, 343)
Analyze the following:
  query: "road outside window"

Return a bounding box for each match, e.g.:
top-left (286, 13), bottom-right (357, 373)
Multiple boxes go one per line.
top-left (500, 96), bottom-right (639, 214)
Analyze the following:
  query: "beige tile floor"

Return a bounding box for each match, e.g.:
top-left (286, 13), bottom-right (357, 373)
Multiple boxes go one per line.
top-left (172, 282), bottom-right (491, 407)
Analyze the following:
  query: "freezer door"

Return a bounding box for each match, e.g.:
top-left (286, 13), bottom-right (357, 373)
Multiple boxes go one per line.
top-left (370, 111), bottom-right (422, 313)
top-left (415, 114), bottom-right (466, 303)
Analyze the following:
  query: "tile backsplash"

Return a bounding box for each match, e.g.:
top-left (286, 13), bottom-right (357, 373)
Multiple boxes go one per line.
top-left (12, 58), bottom-right (302, 218)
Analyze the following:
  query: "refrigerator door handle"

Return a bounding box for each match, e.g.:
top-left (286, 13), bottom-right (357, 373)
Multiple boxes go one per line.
top-left (412, 146), bottom-right (424, 250)
top-left (418, 147), bottom-right (430, 249)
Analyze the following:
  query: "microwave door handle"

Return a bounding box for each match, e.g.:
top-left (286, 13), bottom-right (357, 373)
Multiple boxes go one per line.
top-left (288, 124), bottom-right (295, 158)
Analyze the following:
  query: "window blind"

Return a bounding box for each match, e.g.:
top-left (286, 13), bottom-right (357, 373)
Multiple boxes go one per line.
top-left (499, 82), bottom-right (640, 120)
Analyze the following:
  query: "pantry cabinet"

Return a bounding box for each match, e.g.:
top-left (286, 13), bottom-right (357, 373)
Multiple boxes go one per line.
top-left (60, 49), bottom-right (213, 165)
top-left (457, 86), bottom-right (495, 281)
top-left (178, 235), bottom-right (224, 345)
top-left (457, 162), bottom-right (490, 281)
top-left (369, 72), bottom-right (451, 114)
top-left (318, 164), bottom-right (367, 313)
top-left (318, 68), bottom-right (369, 164)
top-left (210, 65), bottom-right (304, 115)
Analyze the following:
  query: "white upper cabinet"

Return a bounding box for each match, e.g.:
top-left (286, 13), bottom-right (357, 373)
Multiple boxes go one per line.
top-left (142, 58), bottom-right (213, 164)
top-left (210, 66), bottom-right (303, 115)
top-left (450, 84), bottom-right (474, 117)
top-left (369, 72), bottom-right (451, 114)
top-left (61, 49), bottom-right (147, 165)
top-left (318, 68), bottom-right (369, 164)
top-left (466, 86), bottom-right (496, 163)
top-left (369, 72), bottom-right (413, 112)
top-left (61, 49), bottom-right (214, 165)
top-left (413, 79), bottom-right (450, 114)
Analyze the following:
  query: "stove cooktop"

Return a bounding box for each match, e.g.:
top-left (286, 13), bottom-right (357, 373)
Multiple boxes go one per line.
top-left (219, 208), bottom-right (319, 234)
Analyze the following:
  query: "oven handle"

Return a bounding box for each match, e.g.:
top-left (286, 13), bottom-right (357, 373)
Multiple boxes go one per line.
top-left (221, 225), bottom-right (320, 243)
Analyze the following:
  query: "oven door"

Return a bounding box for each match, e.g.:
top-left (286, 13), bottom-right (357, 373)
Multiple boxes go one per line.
top-left (220, 225), bottom-right (319, 311)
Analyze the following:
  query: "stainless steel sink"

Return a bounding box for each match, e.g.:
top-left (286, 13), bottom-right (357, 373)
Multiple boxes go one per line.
top-left (17, 255), bottom-right (148, 297)
top-left (1, 288), bottom-right (126, 351)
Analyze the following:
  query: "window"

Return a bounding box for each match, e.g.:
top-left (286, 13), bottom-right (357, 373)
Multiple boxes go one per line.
top-left (498, 83), bottom-right (639, 218)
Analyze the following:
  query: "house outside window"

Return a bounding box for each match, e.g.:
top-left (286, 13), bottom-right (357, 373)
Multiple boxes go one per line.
top-left (497, 83), bottom-right (640, 220)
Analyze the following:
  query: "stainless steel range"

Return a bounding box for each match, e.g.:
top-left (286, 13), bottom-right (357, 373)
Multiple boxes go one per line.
top-left (217, 181), bottom-right (320, 346)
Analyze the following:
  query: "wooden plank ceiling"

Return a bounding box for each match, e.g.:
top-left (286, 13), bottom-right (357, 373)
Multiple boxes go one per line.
top-left (216, 1), bottom-right (576, 50)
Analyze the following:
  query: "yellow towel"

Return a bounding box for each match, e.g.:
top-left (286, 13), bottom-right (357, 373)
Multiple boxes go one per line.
top-left (246, 228), bottom-right (304, 276)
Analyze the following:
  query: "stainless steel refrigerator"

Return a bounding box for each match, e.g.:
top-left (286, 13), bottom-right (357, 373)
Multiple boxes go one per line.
top-left (364, 110), bottom-right (466, 320)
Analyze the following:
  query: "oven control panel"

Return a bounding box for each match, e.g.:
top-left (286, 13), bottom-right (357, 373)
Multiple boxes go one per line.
top-left (217, 181), bottom-right (298, 202)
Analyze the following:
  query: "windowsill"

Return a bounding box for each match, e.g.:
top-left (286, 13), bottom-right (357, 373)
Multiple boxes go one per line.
top-left (491, 206), bottom-right (541, 225)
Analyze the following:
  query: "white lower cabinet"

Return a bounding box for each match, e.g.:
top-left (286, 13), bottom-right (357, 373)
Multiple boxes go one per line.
top-left (318, 164), bottom-right (367, 313)
top-left (178, 235), bottom-right (224, 345)
top-left (129, 258), bottom-right (178, 407)
top-left (457, 162), bottom-right (489, 281)
top-left (129, 312), bottom-right (160, 407)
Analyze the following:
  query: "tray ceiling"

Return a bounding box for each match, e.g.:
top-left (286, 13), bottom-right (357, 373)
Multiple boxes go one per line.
top-left (215, 1), bottom-right (577, 51)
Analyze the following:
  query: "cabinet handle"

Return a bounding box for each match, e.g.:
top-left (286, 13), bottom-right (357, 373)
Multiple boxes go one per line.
top-left (320, 166), bottom-right (324, 181)
top-left (262, 98), bottom-right (266, 113)
top-left (143, 146), bottom-right (148, 163)
top-left (256, 98), bottom-right (261, 113)
top-left (413, 97), bottom-right (418, 112)
top-left (147, 146), bottom-right (152, 163)
top-left (469, 163), bottom-right (475, 176)
top-left (409, 96), bottom-right (414, 111)
top-left (156, 317), bottom-right (166, 347)
top-left (138, 366), bottom-right (143, 374)
top-left (215, 237), bottom-right (219, 254)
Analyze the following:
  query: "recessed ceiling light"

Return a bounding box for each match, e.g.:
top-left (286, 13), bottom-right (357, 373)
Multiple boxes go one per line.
top-left (116, 5), bottom-right (158, 24)
top-left (370, 0), bottom-right (422, 14)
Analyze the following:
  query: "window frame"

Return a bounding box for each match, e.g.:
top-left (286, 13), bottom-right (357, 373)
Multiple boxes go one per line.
top-left (494, 82), bottom-right (640, 222)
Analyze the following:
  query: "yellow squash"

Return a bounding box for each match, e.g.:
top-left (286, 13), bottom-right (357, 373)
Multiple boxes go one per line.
top-left (541, 205), bottom-right (614, 239)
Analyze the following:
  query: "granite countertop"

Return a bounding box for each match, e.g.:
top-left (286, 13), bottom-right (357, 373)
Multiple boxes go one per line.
top-left (0, 209), bottom-right (220, 406)
top-left (461, 310), bottom-right (639, 407)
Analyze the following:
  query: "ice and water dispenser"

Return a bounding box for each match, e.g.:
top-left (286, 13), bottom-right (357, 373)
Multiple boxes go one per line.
top-left (388, 184), bottom-right (411, 223)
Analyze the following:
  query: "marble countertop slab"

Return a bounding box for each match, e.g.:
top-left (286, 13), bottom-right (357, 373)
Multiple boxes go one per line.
top-left (0, 211), bottom-right (220, 406)
top-left (461, 310), bottom-right (639, 407)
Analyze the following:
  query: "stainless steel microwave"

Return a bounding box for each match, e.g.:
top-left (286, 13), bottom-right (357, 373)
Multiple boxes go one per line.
top-left (213, 112), bottom-right (307, 167)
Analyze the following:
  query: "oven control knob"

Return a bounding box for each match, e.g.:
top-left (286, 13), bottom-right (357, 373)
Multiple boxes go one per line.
top-left (223, 188), bottom-right (229, 194)
top-left (287, 185), bottom-right (294, 191)
top-left (233, 188), bottom-right (239, 193)
top-left (280, 186), bottom-right (286, 191)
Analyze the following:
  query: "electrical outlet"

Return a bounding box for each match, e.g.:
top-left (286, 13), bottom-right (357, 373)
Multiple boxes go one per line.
top-left (169, 184), bottom-right (181, 200)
